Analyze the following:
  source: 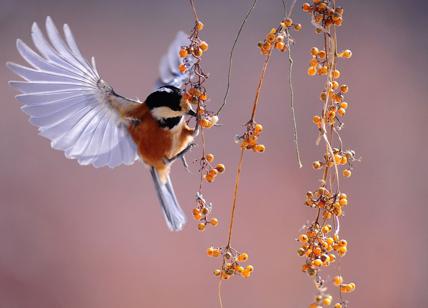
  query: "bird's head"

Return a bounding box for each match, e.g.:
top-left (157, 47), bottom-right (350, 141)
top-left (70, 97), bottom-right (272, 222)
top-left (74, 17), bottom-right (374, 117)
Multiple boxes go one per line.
top-left (146, 86), bottom-right (196, 121)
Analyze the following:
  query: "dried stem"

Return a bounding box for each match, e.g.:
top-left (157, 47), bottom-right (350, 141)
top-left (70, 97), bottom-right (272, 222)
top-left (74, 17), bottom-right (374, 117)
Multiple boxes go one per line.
top-left (226, 148), bottom-right (245, 247)
top-left (216, 0), bottom-right (258, 116)
top-left (286, 30), bottom-right (303, 168)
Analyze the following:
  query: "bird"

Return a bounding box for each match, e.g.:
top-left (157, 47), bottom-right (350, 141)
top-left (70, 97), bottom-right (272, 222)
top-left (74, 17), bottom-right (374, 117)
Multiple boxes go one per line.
top-left (7, 16), bottom-right (199, 231)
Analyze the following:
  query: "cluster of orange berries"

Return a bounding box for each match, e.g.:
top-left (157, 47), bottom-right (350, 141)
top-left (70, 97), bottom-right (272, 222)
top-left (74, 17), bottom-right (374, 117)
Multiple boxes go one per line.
top-left (208, 247), bottom-right (254, 279)
top-left (333, 275), bottom-right (356, 294)
top-left (298, 222), bottom-right (349, 275)
top-left (308, 47), bottom-right (352, 126)
top-left (237, 122), bottom-right (265, 153)
top-left (182, 87), bottom-right (218, 129)
top-left (312, 148), bottom-right (357, 179)
top-left (201, 153), bottom-right (225, 183)
top-left (308, 293), bottom-right (334, 307)
top-left (178, 21), bottom-right (207, 74)
top-left (193, 192), bottom-right (219, 231)
top-left (258, 18), bottom-right (302, 55)
top-left (302, 1), bottom-right (345, 31)
top-left (305, 187), bottom-right (349, 218)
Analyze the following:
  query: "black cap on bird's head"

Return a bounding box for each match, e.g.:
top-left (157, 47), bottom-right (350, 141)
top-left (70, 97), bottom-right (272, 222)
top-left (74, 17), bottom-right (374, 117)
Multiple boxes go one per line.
top-left (146, 85), bottom-right (196, 120)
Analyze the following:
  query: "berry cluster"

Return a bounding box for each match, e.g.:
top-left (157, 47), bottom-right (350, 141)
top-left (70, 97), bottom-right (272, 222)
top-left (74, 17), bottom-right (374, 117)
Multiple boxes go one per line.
top-left (308, 45), bottom-right (352, 128)
top-left (208, 246), bottom-right (254, 280)
top-left (298, 222), bottom-right (348, 274)
top-left (303, 1), bottom-right (345, 30)
top-left (312, 148), bottom-right (357, 180)
top-left (333, 276), bottom-right (356, 294)
top-left (258, 18), bottom-right (301, 55)
top-left (236, 122), bottom-right (265, 153)
top-left (304, 188), bottom-right (349, 220)
top-left (179, 17), bottom-right (224, 232)
top-left (202, 153), bottom-right (225, 183)
top-left (193, 192), bottom-right (219, 231)
top-left (299, 1), bottom-right (358, 307)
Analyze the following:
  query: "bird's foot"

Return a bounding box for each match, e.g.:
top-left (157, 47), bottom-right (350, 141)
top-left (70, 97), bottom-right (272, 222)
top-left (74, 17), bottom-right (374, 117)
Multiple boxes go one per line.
top-left (164, 143), bottom-right (196, 165)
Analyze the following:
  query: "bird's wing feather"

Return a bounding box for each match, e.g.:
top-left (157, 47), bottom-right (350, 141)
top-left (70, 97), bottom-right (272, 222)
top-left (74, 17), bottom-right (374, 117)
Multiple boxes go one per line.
top-left (156, 31), bottom-right (195, 89)
top-left (7, 16), bottom-right (139, 168)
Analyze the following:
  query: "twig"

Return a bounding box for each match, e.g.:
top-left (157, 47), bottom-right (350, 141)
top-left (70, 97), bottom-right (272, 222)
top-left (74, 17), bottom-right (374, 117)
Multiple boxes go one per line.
top-left (286, 30), bottom-right (303, 168)
top-left (216, 0), bottom-right (258, 116)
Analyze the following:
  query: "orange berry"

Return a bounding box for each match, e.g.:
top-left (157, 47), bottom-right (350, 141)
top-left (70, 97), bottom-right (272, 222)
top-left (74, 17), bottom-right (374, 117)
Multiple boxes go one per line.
top-left (213, 269), bottom-right (222, 276)
top-left (198, 223), bottom-right (206, 231)
top-left (212, 249), bottom-right (221, 257)
top-left (340, 84), bottom-right (349, 93)
top-left (179, 48), bottom-right (188, 58)
top-left (241, 269), bottom-right (251, 278)
top-left (333, 275), bottom-right (343, 286)
top-left (254, 123), bottom-right (263, 134)
top-left (312, 115), bottom-right (321, 124)
top-left (178, 64), bottom-right (187, 73)
top-left (338, 108), bottom-right (346, 116)
top-left (339, 198), bottom-right (348, 206)
top-left (337, 246), bottom-right (347, 256)
top-left (205, 153), bottom-right (215, 162)
top-left (275, 41), bottom-right (285, 50)
top-left (312, 161), bottom-right (322, 170)
top-left (298, 234), bottom-right (309, 243)
top-left (200, 41), bottom-right (209, 51)
top-left (340, 102), bottom-right (348, 109)
top-left (200, 93), bottom-right (208, 101)
top-left (302, 3), bottom-right (312, 12)
top-left (294, 23), bottom-right (302, 31)
top-left (238, 253), bottom-right (249, 262)
top-left (310, 57), bottom-right (318, 66)
top-left (196, 21), bottom-right (204, 31)
top-left (245, 265), bottom-right (254, 272)
top-left (207, 247), bottom-right (215, 256)
top-left (341, 49), bottom-right (352, 59)
top-left (333, 69), bottom-right (341, 79)
top-left (311, 47), bottom-right (319, 56)
top-left (254, 144), bottom-right (266, 153)
top-left (215, 163), bottom-right (225, 173)
top-left (208, 168), bottom-right (219, 177)
top-left (200, 118), bottom-right (211, 128)
top-left (193, 47), bottom-right (203, 57)
top-left (343, 169), bottom-right (352, 177)
top-left (318, 66), bottom-right (328, 75)
top-left (318, 50), bottom-right (326, 58)
top-left (283, 18), bottom-right (293, 27)
top-left (312, 259), bottom-right (323, 267)
top-left (210, 218), bottom-right (219, 226)
top-left (308, 66), bottom-right (317, 76)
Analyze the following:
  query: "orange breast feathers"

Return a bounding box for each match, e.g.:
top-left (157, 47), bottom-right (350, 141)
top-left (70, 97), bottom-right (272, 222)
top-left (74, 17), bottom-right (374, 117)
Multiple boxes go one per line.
top-left (125, 104), bottom-right (195, 170)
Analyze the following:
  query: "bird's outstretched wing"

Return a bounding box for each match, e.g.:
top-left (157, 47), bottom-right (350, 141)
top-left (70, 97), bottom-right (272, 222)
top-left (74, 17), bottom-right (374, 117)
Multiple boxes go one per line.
top-left (155, 31), bottom-right (193, 89)
top-left (7, 16), bottom-right (140, 168)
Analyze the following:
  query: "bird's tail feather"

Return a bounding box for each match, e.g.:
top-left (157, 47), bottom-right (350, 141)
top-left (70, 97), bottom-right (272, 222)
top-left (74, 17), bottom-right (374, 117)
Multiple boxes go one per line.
top-left (150, 167), bottom-right (186, 231)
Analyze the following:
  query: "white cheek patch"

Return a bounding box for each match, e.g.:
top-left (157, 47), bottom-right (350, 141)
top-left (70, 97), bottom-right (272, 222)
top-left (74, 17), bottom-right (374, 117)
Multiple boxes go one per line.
top-left (151, 106), bottom-right (183, 119)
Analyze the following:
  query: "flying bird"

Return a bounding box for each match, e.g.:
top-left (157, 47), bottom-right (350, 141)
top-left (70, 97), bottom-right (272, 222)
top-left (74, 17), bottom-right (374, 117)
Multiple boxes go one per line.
top-left (7, 17), bottom-right (198, 231)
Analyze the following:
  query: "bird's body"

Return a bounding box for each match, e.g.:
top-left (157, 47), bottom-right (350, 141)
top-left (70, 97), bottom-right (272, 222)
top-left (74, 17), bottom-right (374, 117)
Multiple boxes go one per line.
top-left (126, 97), bottom-right (195, 182)
top-left (7, 17), bottom-right (196, 231)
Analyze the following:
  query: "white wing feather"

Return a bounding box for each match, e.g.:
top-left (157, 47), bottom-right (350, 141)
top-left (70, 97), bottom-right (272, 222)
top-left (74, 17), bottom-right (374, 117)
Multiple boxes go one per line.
top-left (156, 31), bottom-right (193, 89)
top-left (7, 16), bottom-right (139, 168)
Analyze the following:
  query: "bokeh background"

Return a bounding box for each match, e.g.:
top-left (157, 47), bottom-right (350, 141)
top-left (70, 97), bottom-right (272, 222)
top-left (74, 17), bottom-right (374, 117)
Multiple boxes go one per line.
top-left (0, 0), bottom-right (427, 307)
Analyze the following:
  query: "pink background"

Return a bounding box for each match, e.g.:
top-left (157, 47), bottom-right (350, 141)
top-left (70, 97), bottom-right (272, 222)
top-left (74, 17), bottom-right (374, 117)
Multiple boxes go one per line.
top-left (0, 0), bottom-right (426, 307)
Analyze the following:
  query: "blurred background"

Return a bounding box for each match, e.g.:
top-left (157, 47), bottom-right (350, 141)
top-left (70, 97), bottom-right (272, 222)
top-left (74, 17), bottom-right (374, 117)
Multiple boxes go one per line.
top-left (0, 0), bottom-right (427, 307)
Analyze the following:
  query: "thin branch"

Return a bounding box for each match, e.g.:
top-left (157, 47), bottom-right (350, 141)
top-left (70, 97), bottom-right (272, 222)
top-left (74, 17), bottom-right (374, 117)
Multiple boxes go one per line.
top-left (189, 0), bottom-right (199, 21)
top-left (286, 30), bottom-right (303, 168)
top-left (226, 148), bottom-right (245, 247)
top-left (216, 0), bottom-right (258, 116)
